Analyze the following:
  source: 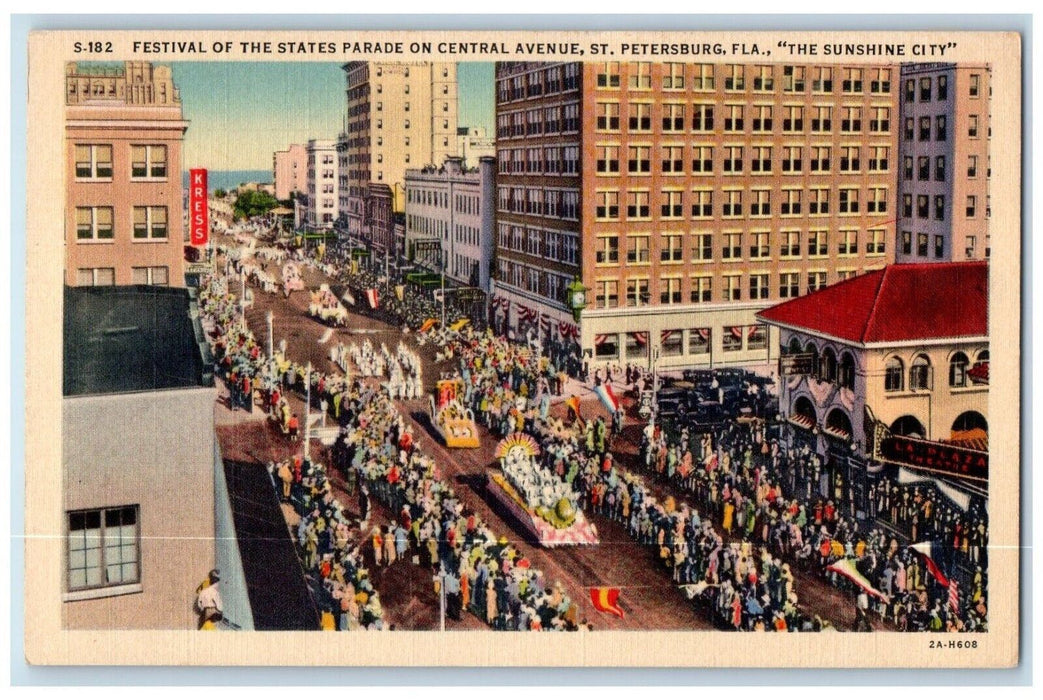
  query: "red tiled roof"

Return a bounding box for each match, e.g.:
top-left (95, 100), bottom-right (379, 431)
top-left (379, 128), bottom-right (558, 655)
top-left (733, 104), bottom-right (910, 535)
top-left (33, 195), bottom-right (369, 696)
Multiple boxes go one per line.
top-left (757, 262), bottom-right (988, 344)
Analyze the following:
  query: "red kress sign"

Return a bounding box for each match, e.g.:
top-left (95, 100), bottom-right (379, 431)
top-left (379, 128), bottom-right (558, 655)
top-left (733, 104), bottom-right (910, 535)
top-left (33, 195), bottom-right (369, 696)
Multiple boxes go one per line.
top-left (878, 435), bottom-right (988, 483)
top-left (189, 168), bottom-right (208, 246)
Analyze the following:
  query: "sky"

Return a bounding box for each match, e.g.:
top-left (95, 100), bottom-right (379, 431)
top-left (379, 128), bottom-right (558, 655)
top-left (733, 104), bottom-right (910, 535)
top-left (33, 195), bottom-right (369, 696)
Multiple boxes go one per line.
top-left (170, 61), bottom-right (494, 172)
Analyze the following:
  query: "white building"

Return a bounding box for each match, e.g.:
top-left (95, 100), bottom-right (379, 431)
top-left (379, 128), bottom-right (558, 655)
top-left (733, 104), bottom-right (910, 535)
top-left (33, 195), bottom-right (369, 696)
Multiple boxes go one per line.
top-left (306, 139), bottom-right (338, 229)
top-left (405, 155), bottom-right (495, 292)
top-left (456, 126), bottom-right (496, 168)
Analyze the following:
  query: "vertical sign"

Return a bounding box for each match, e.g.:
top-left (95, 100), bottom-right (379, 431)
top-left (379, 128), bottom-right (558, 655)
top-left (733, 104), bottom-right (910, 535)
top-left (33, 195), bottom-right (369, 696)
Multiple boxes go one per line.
top-left (189, 168), bottom-right (209, 246)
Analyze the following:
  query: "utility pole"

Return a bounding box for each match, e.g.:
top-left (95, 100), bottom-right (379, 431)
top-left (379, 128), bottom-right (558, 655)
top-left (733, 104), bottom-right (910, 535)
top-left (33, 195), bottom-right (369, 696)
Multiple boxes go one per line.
top-left (266, 310), bottom-right (274, 360)
top-left (440, 249), bottom-right (447, 330)
top-left (304, 362), bottom-right (312, 461)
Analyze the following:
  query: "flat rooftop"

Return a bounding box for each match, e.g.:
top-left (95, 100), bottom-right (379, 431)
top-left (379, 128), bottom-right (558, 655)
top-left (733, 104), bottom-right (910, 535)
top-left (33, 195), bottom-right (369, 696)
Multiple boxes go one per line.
top-left (64, 285), bottom-right (212, 397)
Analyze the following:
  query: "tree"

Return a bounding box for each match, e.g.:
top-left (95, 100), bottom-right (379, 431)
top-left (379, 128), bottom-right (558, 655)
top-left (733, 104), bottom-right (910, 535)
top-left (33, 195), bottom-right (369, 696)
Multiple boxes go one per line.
top-left (214, 188), bottom-right (227, 199)
top-left (233, 189), bottom-right (279, 220)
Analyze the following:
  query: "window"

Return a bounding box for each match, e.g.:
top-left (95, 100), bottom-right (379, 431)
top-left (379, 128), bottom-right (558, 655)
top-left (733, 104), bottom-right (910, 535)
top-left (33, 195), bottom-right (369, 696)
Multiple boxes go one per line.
top-left (869, 146), bottom-right (889, 172)
top-left (749, 231), bottom-right (769, 258)
top-left (663, 103), bottom-right (685, 131)
top-left (782, 146), bottom-right (802, 173)
top-left (969, 74), bottom-right (981, 97)
top-left (595, 332), bottom-right (620, 359)
top-left (910, 355), bottom-right (931, 390)
top-left (843, 68), bottom-right (863, 93)
top-left (780, 230), bottom-right (800, 258)
top-left (919, 116), bottom-right (931, 141)
top-left (596, 102), bottom-right (620, 130)
top-left (692, 145), bottom-right (713, 174)
top-left (685, 275), bottom-right (711, 304)
top-left (871, 68), bottom-right (891, 93)
top-left (663, 63), bottom-right (685, 90)
top-left (919, 77), bottom-right (931, 101)
top-left (811, 106), bottom-right (832, 132)
top-left (934, 195), bottom-right (945, 220)
top-left (966, 236), bottom-right (977, 259)
top-left (626, 235), bottom-right (650, 263)
top-left (936, 115), bottom-right (948, 141)
top-left (625, 278), bottom-right (649, 306)
top-left (723, 275), bottom-right (741, 301)
top-left (937, 74), bottom-right (948, 100)
top-left (595, 190), bottom-right (619, 220)
top-left (132, 206), bottom-right (167, 239)
top-left (722, 328), bottom-right (743, 352)
top-left (751, 146), bottom-right (772, 173)
top-left (628, 103), bottom-right (652, 131)
top-left (807, 230), bottom-right (828, 257)
top-left (904, 78), bottom-right (915, 102)
top-left (867, 187), bottom-right (888, 214)
top-left (935, 155), bottom-right (947, 181)
top-left (838, 188), bottom-right (859, 214)
top-left (780, 189), bottom-right (802, 216)
top-left (968, 155), bottom-right (979, 178)
top-left (660, 277), bottom-right (682, 304)
top-left (627, 145), bottom-right (650, 174)
top-left (725, 64), bottom-right (745, 91)
top-left (779, 271), bottom-right (799, 298)
top-left (867, 229), bottom-right (886, 255)
top-left (722, 190), bottom-right (743, 217)
top-left (966, 195), bottom-right (977, 217)
top-left (949, 352), bottom-right (969, 388)
top-left (597, 62), bottom-right (621, 88)
top-left (885, 357), bottom-right (904, 392)
top-left (722, 231), bottom-right (741, 259)
top-left (692, 64), bottom-right (714, 91)
top-left (662, 329), bottom-right (684, 356)
top-left (131, 266), bottom-right (170, 286)
top-left (784, 65), bottom-right (806, 92)
top-left (67, 505), bottom-right (139, 591)
top-left (75, 206), bottom-right (114, 240)
top-left (783, 106), bottom-right (804, 132)
top-left (750, 190), bottom-right (770, 217)
top-left (917, 232), bottom-right (929, 257)
top-left (596, 145), bottom-right (619, 174)
top-left (76, 268), bottom-right (115, 286)
top-left (723, 145), bottom-right (743, 173)
top-left (917, 194), bottom-right (929, 218)
top-left (692, 103), bottom-right (714, 131)
top-left (749, 273), bottom-right (769, 300)
top-left (692, 233), bottom-right (712, 262)
top-left (627, 191), bottom-right (650, 219)
top-left (752, 105), bottom-right (773, 132)
top-left (870, 107), bottom-right (890, 133)
top-left (75, 144), bottom-right (113, 179)
top-left (724, 104), bottom-right (744, 132)
top-left (748, 325), bottom-right (768, 350)
top-left (595, 280), bottom-right (619, 308)
top-left (661, 191), bottom-right (683, 218)
top-left (811, 146), bottom-right (831, 172)
top-left (753, 65), bottom-right (774, 91)
top-left (812, 67), bottom-right (833, 93)
top-left (903, 156), bottom-right (914, 180)
top-left (595, 236), bottom-right (619, 264)
top-left (839, 229), bottom-right (858, 256)
top-left (840, 146), bottom-right (860, 172)
top-left (689, 328), bottom-right (711, 355)
top-left (968, 115), bottom-right (980, 138)
top-left (807, 270), bottom-right (827, 293)
top-left (628, 62), bottom-right (652, 89)
top-left (901, 230), bottom-right (912, 256)
top-left (934, 235), bottom-right (945, 259)
top-left (691, 190), bottom-right (713, 218)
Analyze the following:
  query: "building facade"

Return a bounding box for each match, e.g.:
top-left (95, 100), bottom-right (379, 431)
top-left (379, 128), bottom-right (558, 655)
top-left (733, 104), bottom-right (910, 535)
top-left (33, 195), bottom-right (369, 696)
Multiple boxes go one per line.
top-left (62, 286), bottom-right (251, 630)
top-left (305, 139), bottom-right (338, 229)
top-left (457, 126), bottom-right (496, 167)
top-left (494, 61), bottom-right (900, 371)
top-left (405, 155), bottom-right (496, 292)
top-left (339, 62), bottom-right (459, 239)
top-left (273, 143), bottom-right (308, 201)
top-left (65, 61), bottom-right (188, 287)
top-left (758, 261), bottom-right (988, 512)
top-left (896, 63), bottom-right (992, 263)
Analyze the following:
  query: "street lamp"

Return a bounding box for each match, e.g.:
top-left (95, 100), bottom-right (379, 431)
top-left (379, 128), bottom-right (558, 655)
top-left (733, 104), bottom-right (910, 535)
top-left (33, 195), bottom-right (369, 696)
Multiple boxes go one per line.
top-left (266, 310), bottom-right (274, 360)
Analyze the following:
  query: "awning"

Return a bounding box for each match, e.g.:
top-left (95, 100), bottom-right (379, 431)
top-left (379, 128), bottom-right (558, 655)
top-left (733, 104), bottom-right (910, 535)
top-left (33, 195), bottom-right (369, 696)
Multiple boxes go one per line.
top-left (788, 413), bottom-right (815, 430)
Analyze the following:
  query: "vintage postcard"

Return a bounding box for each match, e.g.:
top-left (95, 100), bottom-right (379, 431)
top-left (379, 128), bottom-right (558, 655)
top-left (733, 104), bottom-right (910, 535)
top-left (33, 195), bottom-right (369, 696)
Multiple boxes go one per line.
top-left (23, 27), bottom-right (1021, 667)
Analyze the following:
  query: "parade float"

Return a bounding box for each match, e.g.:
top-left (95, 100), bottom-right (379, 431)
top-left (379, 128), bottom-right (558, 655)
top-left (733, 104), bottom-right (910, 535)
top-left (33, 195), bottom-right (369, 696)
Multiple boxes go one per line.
top-left (428, 378), bottom-right (480, 448)
top-left (486, 433), bottom-right (599, 548)
top-left (282, 261), bottom-right (304, 296)
top-left (308, 284), bottom-right (349, 326)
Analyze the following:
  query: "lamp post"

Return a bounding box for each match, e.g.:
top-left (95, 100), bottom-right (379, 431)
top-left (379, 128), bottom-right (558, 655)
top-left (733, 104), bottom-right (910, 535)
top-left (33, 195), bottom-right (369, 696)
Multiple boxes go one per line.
top-left (440, 249), bottom-right (447, 330)
top-left (304, 362), bottom-right (312, 461)
top-left (266, 310), bottom-right (273, 360)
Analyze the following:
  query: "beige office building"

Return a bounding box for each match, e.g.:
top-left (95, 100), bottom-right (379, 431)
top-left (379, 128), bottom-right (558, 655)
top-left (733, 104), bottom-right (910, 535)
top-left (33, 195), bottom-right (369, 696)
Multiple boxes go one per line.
top-left (896, 63), bottom-right (991, 262)
top-left (339, 61), bottom-right (459, 241)
top-left (65, 61), bottom-right (188, 287)
top-left (494, 61), bottom-right (899, 372)
top-left (273, 143), bottom-right (308, 201)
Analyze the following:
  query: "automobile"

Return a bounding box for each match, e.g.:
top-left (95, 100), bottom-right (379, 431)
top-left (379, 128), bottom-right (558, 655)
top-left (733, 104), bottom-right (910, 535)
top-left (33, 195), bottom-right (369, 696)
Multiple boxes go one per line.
top-left (684, 401), bottom-right (729, 430)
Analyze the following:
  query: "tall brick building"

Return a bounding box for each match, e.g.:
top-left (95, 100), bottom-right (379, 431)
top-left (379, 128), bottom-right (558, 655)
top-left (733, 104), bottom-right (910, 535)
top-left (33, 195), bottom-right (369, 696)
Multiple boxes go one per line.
top-left (494, 61), bottom-right (899, 371)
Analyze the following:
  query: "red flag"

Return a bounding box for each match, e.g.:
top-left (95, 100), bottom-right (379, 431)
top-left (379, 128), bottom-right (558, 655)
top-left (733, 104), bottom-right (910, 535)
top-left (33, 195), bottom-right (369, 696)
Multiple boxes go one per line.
top-left (589, 587), bottom-right (624, 618)
top-left (366, 288), bottom-right (379, 309)
top-left (566, 395), bottom-right (582, 421)
top-left (189, 168), bottom-right (209, 246)
top-left (909, 542), bottom-right (950, 588)
top-left (948, 579), bottom-right (960, 613)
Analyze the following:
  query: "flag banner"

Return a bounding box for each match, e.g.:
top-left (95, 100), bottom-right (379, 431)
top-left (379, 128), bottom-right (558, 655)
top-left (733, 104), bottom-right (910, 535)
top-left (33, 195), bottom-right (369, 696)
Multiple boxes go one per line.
top-left (342, 290), bottom-right (356, 306)
top-left (948, 579), bottom-right (960, 613)
top-left (418, 318), bottom-right (437, 333)
top-left (366, 288), bottom-right (379, 309)
top-left (826, 558), bottom-right (889, 601)
top-left (909, 542), bottom-right (951, 588)
top-left (449, 318), bottom-right (470, 332)
top-left (594, 384), bottom-right (620, 414)
top-left (566, 396), bottom-right (582, 422)
top-left (395, 285), bottom-right (405, 301)
top-left (589, 587), bottom-right (624, 618)
top-left (189, 168), bottom-right (208, 246)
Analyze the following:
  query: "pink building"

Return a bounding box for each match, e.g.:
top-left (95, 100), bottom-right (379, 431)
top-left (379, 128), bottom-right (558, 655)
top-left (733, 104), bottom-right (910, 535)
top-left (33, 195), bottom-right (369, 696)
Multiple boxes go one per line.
top-left (273, 143), bottom-right (307, 201)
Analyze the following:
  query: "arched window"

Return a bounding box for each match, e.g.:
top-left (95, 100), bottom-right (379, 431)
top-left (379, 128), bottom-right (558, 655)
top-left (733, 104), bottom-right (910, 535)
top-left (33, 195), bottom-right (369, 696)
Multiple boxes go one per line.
top-left (910, 354), bottom-right (931, 390)
top-left (885, 356), bottom-right (904, 392)
top-left (949, 351), bottom-right (969, 388)
top-left (788, 337), bottom-right (803, 353)
top-left (890, 415), bottom-right (926, 439)
top-left (977, 349), bottom-right (989, 363)
top-left (820, 347), bottom-right (837, 383)
top-left (952, 411), bottom-right (988, 434)
top-left (838, 352), bottom-right (856, 390)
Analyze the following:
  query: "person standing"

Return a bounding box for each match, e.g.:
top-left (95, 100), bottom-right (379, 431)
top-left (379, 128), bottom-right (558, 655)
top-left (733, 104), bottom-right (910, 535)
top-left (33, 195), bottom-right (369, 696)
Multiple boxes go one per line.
top-left (195, 569), bottom-right (224, 630)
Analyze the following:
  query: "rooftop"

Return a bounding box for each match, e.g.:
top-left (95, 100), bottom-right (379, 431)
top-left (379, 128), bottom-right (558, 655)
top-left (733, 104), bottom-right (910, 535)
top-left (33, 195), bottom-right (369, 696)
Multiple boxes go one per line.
top-left (757, 261), bottom-right (988, 345)
top-left (64, 285), bottom-right (213, 397)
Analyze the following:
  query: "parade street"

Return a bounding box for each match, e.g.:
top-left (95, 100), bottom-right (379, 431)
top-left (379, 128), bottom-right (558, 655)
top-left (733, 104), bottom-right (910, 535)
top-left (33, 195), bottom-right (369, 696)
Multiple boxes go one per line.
top-left (212, 233), bottom-right (882, 632)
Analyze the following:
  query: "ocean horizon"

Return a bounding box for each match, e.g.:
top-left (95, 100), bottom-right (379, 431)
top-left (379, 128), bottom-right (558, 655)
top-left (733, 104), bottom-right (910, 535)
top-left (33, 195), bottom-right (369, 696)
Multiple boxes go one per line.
top-left (181, 170), bottom-right (272, 194)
